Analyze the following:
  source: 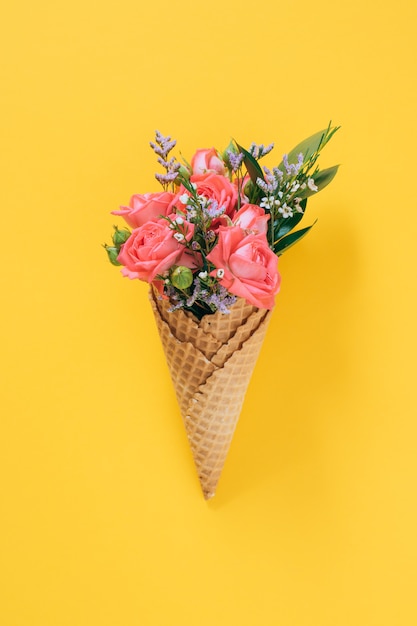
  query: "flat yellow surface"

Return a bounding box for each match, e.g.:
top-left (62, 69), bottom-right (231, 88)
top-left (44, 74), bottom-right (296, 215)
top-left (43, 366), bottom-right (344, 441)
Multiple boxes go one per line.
top-left (1, 1), bottom-right (416, 624)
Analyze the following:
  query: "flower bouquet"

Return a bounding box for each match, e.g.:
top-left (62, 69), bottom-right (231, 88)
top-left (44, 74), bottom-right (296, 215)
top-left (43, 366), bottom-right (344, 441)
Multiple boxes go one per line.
top-left (105, 125), bottom-right (339, 498)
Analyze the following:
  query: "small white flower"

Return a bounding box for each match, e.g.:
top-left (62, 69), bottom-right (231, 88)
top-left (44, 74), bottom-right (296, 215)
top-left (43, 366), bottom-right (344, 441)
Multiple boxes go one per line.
top-left (260, 196), bottom-right (281, 210)
top-left (179, 193), bottom-right (189, 204)
top-left (307, 178), bottom-right (318, 192)
top-left (191, 183), bottom-right (197, 190)
top-left (175, 216), bottom-right (184, 225)
top-left (278, 204), bottom-right (293, 218)
top-left (173, 232), bottom-right (185, 242)
top-left (198, 271), bottom-right (208, 279)
top-left (294, 198), bottom-right (304, 213)
top-left (216, 269), bottom-right (225, 279)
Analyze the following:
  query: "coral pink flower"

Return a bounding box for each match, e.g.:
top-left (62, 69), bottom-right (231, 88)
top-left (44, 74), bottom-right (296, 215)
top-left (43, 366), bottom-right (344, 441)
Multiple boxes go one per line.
top-left (233, 203), bottom-right (269, 235)
top-left (117, 218), bottom-right (197, 283)
top-left (178, 173), bottom-right (238, 221)
top-left (112, 192), bottom-right (178, 228)
top-left (191, 148), bottom-right (226, 175)
top-left (206, 226), bottom-right (280, 309)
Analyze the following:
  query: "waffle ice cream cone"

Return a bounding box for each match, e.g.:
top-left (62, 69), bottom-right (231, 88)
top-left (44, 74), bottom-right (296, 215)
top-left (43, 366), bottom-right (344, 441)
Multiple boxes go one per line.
top-left (149, 287), bottom-right (272, 499)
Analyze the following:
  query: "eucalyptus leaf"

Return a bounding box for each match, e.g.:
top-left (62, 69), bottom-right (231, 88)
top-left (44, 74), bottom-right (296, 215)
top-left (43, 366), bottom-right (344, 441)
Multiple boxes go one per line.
top-left (278, 124), bottom-right (339, 168)
top-left (274, 222), bottom-right (316, 256)
top-left (298, 164), bottom-right (340, 199)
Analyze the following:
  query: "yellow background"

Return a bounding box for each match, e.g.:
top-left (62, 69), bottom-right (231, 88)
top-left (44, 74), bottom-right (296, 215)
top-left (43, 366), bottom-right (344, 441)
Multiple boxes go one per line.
top-left (1, 0), bottom-right (416, 624)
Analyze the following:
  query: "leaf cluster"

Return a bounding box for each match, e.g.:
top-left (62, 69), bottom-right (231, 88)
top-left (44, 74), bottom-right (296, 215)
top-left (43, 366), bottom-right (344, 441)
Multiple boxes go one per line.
top-left (237, 123), bottom-right (340, 255)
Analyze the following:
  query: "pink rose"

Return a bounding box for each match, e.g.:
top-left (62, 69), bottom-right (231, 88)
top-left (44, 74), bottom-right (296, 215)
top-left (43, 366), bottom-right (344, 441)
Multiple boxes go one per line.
top-left (117, 218), bottom-right (197, 283)
top-left (178, 173), bottom-right (238, 223)
top-left (191, 148), bottom-right (226, 175)
top-left (233, 203), bottom-right (269, 235)
top-left (206, 226), bottom-right (280, 309)
top-left (112, 191), bottom-right (178, 228)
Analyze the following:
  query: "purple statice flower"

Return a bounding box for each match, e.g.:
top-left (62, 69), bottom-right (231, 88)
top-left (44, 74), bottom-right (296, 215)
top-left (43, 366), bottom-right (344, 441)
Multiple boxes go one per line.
top-left (272, 166), bottom-right (284, 181)
top-left (157, 156), bottom-right (180, 170)
top-left (249, 142), bottom-right (274, 159)
top-left (155, 171), bottom-right (180, 184)
top-left (164, 284), bottom-right (185, 312)
top-left (151, 131), bottom-right (180, 187)
top-left (186, 277), bottom-right (202, 308)
top-left (206, 285), bottom-right (237, 314)
top-left (282, 152), bottom-right (304, 176)
top-left (167, 301), bottom-right (185, 312)
top-left (227, 150), bottom-right (244, 172)
top-left (263, 166), bottom-right (280, 187)
top-left (150, 131), bottom-right (177, 157)
top-left (257, 170), bottom-right (278, 194)
top-left (202, 199), bottom-right (226, 221)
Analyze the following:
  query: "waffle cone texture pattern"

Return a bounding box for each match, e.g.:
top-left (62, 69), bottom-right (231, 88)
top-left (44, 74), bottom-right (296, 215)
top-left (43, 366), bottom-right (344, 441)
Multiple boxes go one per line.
top-left (149, 287), bottom-right (273, 499)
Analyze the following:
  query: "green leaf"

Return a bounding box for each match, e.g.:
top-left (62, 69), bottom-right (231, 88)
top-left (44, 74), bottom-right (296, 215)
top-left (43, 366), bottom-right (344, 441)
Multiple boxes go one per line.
top-left (275, 210), bottom-right (305, 239)
top-left (314, 164), bottom-right (339, 189)
top-left (278, 124), bottom-right (339, 168)
top-left (179, 176), bottom-right (196, 195)
top-left (298, 164), bottom-right (340, 199)
top-left (274, 198), bottom-right (307, 239)
top-left (274, 221), bottom-right (317, 256)
top-left (235, 142), bottom-right (264, 185)
top-left (179, 152), bottom-right (193, 173)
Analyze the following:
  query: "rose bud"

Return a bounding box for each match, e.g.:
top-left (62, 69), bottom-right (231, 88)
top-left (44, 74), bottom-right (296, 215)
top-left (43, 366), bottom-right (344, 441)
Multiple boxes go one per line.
top-left (170, 265), bottom-right (193, 289)
top-left (104, 245), bottom-right (122, 266)
top-left (112, 226), bottom-right (131, 246)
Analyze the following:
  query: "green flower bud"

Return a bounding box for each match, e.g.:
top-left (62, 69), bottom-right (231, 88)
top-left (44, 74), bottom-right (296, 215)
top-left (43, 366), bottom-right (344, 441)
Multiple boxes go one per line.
top-left (170, 265), bottom-right (193, 290)
top-left (112, 226), bottom-right (131, 246)
top-left (104, 245), bottom-right (122, 266)
top-left (177, 164), bottom-right (191, 182)
top-left (242, 179), bottom-right (254, 199)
